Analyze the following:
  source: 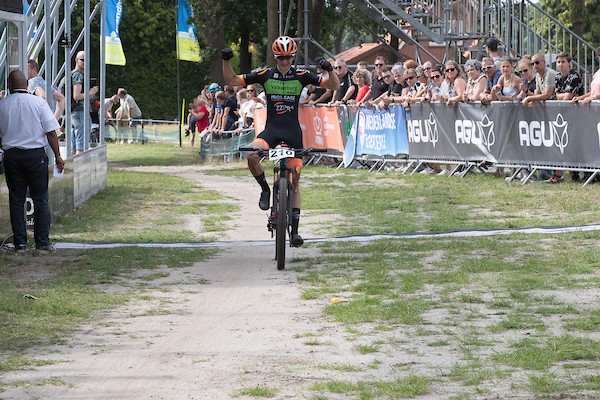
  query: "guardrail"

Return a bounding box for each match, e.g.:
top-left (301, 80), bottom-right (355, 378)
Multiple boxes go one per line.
top-left (103, 119), bottom-right (181, 143)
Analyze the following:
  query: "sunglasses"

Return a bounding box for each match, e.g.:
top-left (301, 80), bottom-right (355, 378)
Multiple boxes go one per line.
top-left (334, 66), bottom-right (343, 70)
top-left (275, 55), bottom-right (294, 60)
top-left (406, 76), bottom-right (416, 80)
top-left (445, 67), bottom-right (456, 72)
top-left (431, 74), bottom-right (441, 79)
top-left (78, 58), bottom-right (85, 61)
top-left (375, 63), bottom-right (384, 67)
top-left (520, 68), bottom-right (529, 73)
top-left (482, 66), bottom-right (493, 70)
top-left (531, 60), bottom-right (541, 66)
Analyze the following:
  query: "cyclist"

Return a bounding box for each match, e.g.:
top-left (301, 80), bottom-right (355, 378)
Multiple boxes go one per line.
top-left (222, 36), bottom-right (339, 246)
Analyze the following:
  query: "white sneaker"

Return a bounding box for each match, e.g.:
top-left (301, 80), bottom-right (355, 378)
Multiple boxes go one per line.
top-left (419, 167), bottom-right (433, 175)
top-left (437, 169), bottom-right (450, 176)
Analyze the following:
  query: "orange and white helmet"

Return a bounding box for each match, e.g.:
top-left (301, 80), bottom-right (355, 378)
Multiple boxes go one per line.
top-left (272, 36), bottom-right (297, 57)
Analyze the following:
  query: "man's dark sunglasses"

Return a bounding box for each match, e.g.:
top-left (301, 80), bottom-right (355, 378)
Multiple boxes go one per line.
top-left (375, 63), bottom-right (383, 66)
top-left (275, 55), bottom-right (294, 60)
top-left (531, 60), bottom-right (541, 66)
top-left (445, 67), bottom-right (456, 72)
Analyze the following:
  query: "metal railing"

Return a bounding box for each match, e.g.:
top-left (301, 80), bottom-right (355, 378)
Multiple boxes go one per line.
top-left (340, 0), bottom-right (597, 88)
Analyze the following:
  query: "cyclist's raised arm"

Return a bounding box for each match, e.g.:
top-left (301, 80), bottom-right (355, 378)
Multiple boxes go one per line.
top-left (221, 48), bottom-right (244, 87)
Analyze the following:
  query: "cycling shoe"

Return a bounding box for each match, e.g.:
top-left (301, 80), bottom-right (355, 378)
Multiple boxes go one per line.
top-left (291, 233), bottom-right (304, 247)
top-left (259, 189), bottom-right (270, 210)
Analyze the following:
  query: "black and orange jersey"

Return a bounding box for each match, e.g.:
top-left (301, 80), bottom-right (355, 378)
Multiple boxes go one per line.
top-left (240, 67), bottom-right (323, 134)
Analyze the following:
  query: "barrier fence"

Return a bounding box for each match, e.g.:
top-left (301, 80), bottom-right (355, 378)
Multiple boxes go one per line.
top-left (226, 102), bottom-right (599, 180)
top-left (103, 119), bottom-right (181, 143)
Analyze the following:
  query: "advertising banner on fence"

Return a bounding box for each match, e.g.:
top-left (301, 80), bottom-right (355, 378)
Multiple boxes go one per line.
top-left (343, 106), bottom-right (408, 166)
top-left (299, 107), bottom-right (344, 151)
top-left (253, 107), bottom-right (345, 151)
top-left (406, 101), bottom-right (600, 167)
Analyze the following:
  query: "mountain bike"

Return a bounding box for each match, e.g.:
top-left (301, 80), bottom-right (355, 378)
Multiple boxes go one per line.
top-left (240, 147), bottom-right (327, 270)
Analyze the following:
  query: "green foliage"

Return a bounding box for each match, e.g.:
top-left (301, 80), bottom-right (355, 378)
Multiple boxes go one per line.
top-left (107, 0), bottom-right (210, 119)
top-left (540, 0), bottom-right (600, 46)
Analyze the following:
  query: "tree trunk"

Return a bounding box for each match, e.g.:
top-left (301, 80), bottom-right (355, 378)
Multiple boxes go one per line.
top-left (194, 0), bottom-right (225, 82)
top-left (572, 0), bottom-right (586, 38)
top-left (267, 0), bottom-right (279, 67)
top-left (239, 25), bottom-right (251, 73)
top-left (296, 0), bottom-right (304, 38)
top-left (310, 0), bottom-right (324, 42)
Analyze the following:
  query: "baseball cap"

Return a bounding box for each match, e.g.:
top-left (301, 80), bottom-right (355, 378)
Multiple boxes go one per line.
top-left (208, 83), bottom-right (220, 93)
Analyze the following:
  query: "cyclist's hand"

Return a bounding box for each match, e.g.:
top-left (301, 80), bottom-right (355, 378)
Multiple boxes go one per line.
top-left (318, 58), bottom-right (333, 72)
top-left (221, 48), bottom-right (234, 61)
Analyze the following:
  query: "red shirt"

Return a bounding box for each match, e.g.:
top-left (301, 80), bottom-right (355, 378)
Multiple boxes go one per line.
top-left (195, 105), bottom-right (209, 132)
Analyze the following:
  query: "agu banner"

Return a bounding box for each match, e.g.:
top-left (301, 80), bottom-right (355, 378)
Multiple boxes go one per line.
top-left (104, 0), bottom-right (126, 66)
top-left (343, 106), bottom-right (409, 166)
top-left (177, 0), bottom-right (201, 62)
top-left (406, 101), bottom-right (600, 168)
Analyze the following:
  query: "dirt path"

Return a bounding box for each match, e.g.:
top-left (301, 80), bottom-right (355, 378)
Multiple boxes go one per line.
top-left (1, 165), bottom-right (362, 400)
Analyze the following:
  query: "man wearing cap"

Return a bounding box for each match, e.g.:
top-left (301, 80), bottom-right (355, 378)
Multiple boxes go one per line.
top-left (485, 37), bottom-right (502, 69)
top-left (206, 83), bottom-right (220, 125)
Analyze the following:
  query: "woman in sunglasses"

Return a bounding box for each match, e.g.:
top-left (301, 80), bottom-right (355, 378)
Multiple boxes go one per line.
top-left (517, 55), bottom-right (536, 100)
top-left (444, 60), bottom-right (467, 104)
top-left (426, 66), bottom-right (446, 102)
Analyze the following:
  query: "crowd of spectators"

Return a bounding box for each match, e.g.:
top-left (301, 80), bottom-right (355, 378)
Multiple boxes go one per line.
top-left (191, 40), bottom-right (599, 180)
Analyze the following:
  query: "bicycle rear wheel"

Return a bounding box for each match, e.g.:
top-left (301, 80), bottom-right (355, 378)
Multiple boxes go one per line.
top-left (276, 176), bottom-right (288, 270)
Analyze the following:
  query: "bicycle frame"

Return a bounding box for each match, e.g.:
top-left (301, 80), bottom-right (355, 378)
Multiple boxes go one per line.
top-left (239, 147), bottom-right (327, 270)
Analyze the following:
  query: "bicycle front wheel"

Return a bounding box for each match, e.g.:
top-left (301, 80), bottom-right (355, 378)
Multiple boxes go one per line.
top-left (276, 176), bottom-right (288, 270)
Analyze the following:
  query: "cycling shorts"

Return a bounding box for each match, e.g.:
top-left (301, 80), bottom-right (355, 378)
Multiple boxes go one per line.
top-left (256, 128), bottom-right (303, 151)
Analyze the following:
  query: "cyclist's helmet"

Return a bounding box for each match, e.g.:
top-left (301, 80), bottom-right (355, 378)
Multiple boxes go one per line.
top-left (272, 36), bottom-right (297, 58)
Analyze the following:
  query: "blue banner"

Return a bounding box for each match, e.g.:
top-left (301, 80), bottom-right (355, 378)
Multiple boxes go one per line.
top-left (343, 107), bottom-right (409, 165)
top-left (177, 0), bottom-right (201, 62)
top-left (104, 0), bottom-right (126, 65)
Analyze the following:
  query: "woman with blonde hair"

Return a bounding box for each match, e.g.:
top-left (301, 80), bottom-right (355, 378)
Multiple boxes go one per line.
top-left (444, 60), bottom-right (467, 104)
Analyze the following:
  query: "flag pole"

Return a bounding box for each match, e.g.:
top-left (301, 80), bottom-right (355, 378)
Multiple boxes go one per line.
top-left (176, 0), bottom-right (182, 147)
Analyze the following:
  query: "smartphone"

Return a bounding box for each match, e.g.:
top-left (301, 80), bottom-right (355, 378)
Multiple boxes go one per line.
top-left (91, 78), bottom-right (97, 87)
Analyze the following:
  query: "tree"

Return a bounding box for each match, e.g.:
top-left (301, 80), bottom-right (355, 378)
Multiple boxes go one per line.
top-left (267, 0), bottom-right (278, 67)
top-left (541, 0), bottom-right (600, 46)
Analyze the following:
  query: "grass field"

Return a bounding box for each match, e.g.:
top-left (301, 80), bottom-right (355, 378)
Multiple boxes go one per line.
top-left (2, 143), bottom-right (600, 399)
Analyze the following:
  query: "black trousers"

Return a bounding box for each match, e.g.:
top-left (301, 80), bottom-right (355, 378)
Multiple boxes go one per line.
top-left (3, 147), bottom-right (51, 248)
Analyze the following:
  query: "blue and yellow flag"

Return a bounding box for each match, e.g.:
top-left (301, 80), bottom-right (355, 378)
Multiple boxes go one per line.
top-left (105, 0), bottom-right (126, 66)
top-left (177, 0), bottom-right (201, 62)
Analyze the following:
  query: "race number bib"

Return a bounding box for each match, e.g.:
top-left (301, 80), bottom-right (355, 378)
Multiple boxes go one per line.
top-left (268, 148), bottom-right (295, 161)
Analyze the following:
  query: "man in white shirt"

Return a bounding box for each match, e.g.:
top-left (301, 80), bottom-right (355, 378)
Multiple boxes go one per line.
top-left (0, 70), bottom-right (64, 254)
top-left (117, 88), bottom-right (142, 143)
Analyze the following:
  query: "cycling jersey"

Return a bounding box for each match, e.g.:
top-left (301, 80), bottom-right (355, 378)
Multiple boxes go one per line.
top-left (240, 67), bottom-right (323, 148)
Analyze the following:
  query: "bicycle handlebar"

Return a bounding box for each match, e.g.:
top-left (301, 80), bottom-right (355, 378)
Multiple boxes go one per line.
top-left (239, 147), bottom-right (328, 156)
